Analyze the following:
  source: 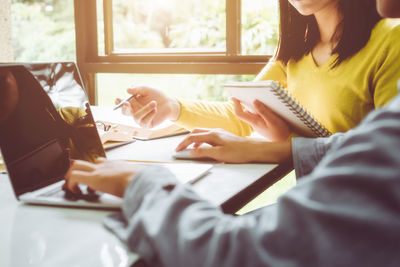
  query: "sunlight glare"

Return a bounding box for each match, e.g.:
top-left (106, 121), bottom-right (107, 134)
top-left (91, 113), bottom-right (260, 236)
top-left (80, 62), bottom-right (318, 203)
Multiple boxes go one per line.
top-left (151, 0), bottom-right (174, 11)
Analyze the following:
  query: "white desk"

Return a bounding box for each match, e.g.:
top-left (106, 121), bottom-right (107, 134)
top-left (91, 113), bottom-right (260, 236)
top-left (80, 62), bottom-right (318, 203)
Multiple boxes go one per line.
top-left (0, 135), bottom-right (290, 267)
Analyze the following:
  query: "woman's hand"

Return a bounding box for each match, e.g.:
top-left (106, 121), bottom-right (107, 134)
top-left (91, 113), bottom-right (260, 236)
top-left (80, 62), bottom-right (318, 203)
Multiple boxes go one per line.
top-left (175, 128), bottom-right (292, 163)
top-left (64, 158), bottom-right (144, 197)
top-left (115, 85), bottom-right (181, 129)
top-left (232, 98), bottom-right (291, 141)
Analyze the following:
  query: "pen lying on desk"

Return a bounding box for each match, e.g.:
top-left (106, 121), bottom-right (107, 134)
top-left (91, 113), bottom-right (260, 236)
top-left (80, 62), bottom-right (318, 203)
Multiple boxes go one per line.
top-left (113, 95), bottom-right (135, 110)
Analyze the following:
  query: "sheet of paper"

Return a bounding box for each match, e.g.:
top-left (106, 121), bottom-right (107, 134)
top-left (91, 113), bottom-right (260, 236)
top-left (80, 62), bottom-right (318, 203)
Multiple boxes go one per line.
top-left (90, 106), bottom-right (188, 143)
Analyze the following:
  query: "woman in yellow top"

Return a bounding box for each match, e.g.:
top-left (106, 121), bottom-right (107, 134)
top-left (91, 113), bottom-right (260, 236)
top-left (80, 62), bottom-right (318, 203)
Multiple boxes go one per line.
top-left (119, 0), bottom-right (400, 142)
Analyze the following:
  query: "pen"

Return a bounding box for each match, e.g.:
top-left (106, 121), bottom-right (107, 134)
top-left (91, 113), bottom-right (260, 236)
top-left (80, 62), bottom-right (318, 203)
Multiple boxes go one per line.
top-left (113, 95), bottom-right (135, 110)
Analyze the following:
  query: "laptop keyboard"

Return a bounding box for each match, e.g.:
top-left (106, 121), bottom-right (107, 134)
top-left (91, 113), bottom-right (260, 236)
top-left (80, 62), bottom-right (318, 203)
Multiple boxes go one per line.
top-left (39, 184), bottom-right (101, 202)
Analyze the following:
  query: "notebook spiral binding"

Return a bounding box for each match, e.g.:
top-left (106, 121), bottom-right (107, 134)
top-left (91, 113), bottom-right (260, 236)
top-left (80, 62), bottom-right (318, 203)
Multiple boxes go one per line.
top-left (269, 82), bottom-right (332, 137)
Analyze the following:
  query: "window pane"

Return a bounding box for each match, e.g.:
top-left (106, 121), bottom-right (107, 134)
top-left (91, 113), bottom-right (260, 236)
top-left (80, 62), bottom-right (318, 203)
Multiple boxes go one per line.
top-left (112, 0), bottom-right (226, 52)
top-left (241, 0), bottom-right (279, 55)
top-left (12, 0), bottom-right (76, 62)
top-left (97, 0), bottom-right (106, 56)
top-left (96, 73), bottom-right (254, 106)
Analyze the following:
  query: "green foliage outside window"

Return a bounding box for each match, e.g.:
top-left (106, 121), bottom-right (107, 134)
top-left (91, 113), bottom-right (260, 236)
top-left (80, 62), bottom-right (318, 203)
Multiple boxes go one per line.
top-left (12, 0), bottom-right (76, 62)
top-left (113, 0), bottom-right (226, 50)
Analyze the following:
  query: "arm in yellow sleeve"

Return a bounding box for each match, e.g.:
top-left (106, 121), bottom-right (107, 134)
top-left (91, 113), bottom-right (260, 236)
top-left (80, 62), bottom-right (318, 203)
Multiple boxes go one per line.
top-left (174, 100), bottom-right (253, 137)
top-left (372, 25), bottom-right (400, 108)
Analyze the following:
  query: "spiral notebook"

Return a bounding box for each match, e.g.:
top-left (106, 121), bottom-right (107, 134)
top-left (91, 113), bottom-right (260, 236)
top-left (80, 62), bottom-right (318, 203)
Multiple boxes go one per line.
top-left (224, 81), bottom-right (331, 137)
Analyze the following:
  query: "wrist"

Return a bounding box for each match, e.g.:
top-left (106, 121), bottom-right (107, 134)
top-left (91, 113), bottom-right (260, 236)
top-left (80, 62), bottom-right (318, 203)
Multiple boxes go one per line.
top-left (252, 140), bottom-right (292, 163)
top-left (276, 140), bottom-right (292, 163)
top-left (168, 97), bottom-right (181, 121)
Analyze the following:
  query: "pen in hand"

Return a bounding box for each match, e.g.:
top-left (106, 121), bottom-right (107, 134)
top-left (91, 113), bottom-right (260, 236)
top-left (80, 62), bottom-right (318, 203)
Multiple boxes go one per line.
top-left (113, 95), bottom-right (135, 110)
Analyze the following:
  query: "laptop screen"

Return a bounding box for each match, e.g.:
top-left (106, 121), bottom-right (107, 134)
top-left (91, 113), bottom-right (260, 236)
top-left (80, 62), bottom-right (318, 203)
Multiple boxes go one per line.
top-left (0, 62), bottom-right (105, 196)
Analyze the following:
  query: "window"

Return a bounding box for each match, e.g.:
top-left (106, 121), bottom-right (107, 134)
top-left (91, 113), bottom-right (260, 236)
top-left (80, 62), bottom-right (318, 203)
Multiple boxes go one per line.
top-left (11, 0), bottom-right (76, 62)
top-left (241, 0), bottom-right (279, 55)
top-left (14, 0), bottom-right (279, 104)
top-left (99, 0), bottom-right (279, 56)
top-left (111, 0), bottom-right (226, 52)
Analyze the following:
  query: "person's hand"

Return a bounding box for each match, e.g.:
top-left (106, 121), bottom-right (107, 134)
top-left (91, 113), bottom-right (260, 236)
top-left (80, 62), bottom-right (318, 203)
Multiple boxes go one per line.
top-left (232, 98), bottom-right (291, 141)
top-left (115, 85), bottom-right (180, 129)
top-left (176, 128), bottom-right (292, 163)
top-left (64, 158), bottom-right (144, 197)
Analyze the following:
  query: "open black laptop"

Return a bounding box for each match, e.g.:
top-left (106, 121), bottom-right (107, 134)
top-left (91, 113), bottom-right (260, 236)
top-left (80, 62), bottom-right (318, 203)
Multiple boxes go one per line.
top-left (0, 62), bottom-right (211, 209)
top-left (0, 62), bottom-right (124, 208)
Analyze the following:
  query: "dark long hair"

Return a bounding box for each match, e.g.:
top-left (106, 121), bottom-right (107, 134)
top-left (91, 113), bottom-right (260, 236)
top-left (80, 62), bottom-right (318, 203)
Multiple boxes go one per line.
top-left (275, 0), bottom-right (382, 67)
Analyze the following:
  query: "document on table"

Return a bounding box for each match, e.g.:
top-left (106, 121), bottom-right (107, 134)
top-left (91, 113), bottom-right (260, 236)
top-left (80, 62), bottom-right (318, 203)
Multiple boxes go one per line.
top-left (90, 106), bottom-right (189, 148)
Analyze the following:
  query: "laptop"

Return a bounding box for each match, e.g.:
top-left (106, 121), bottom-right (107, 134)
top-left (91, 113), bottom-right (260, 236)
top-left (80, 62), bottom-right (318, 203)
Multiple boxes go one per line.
top-left (0, 62), bottom-right (212, 209)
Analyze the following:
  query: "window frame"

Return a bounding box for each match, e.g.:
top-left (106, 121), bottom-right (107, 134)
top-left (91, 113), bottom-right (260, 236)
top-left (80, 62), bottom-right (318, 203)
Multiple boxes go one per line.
top-left (74, 0), bottom-right (272, 104)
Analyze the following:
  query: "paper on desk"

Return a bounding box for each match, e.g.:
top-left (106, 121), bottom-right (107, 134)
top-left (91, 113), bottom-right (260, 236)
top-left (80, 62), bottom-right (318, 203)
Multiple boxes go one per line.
top-left (90, 106), bottom-right (188, 143)
top-left (91, 106), bottom-right (138, 127)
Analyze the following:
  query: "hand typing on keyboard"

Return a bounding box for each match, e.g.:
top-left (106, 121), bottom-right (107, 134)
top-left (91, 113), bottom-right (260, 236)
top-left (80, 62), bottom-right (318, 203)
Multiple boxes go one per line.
top-left (62, 182), bottom-right (100, 202)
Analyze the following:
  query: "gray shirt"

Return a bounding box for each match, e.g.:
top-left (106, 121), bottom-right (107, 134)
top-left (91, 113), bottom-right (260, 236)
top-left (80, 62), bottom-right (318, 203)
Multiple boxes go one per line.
top-left (104, 94), bottom-right (400, 267)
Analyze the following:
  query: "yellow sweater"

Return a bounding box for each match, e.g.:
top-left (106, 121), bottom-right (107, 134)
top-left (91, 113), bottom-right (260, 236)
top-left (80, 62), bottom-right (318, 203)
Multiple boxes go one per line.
top-left (176, 19), bottom-right (400, 136)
